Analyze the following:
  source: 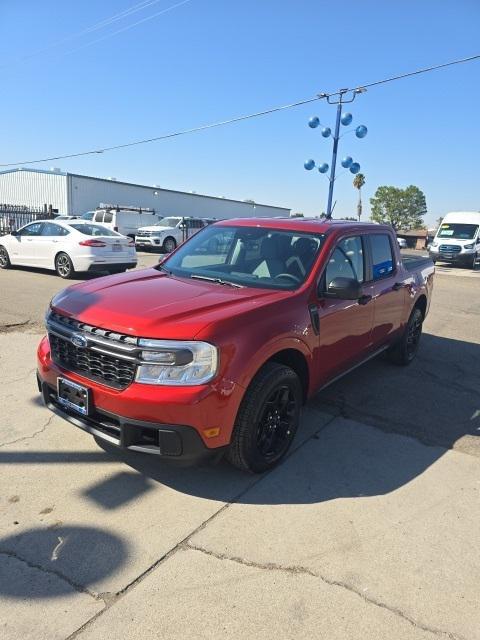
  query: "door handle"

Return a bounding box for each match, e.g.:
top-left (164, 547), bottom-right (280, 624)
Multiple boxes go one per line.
top-left (358, 294), bottom-right (372, 306)
top-left (392, 282), bottom-right (404, 291)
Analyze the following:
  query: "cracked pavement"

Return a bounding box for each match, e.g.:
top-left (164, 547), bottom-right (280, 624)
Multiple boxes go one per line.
top-left (0, 256), bottom-right (479, 639)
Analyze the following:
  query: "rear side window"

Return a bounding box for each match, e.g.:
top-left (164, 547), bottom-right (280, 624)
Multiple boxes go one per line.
top-left (41, 223), bottom-right (69, 236)
top-left (70, 224), bottom-right (118, 237)
top-left (370, 234), bottom-right (394, 279)
top-left (103, 212), bottom-right (113, 223)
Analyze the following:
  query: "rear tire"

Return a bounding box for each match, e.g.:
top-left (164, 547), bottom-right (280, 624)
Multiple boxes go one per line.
top-left (227, 362), bottom-right (302, 473)
top-left (163, 237), bottom-right (177, 253)
top-left (0, 245), bottom-right (11, 269)
top-left (388, 307), bottom-right (423, 366)
top-left (55, 252), bottom-right (74, 279)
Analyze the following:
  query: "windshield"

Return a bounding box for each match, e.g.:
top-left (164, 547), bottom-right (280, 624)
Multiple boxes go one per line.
top-left (157, 217), bottom-right (181, 228)
top-left (70, 223), bottom-right (119, 236)
top-left (81, 211), bottom-right (95, 220)
top-left (160, 225), bottom-right (325, 290)
top-left (437, 223), bottom-right (478, 240)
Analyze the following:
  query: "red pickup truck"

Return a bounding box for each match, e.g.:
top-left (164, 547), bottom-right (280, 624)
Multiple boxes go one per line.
top-left (37, 218), bottom-right (434, 472)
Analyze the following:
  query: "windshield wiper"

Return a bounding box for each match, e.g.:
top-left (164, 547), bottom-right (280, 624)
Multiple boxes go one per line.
top-left (190, 274), bottom-right (243, 288)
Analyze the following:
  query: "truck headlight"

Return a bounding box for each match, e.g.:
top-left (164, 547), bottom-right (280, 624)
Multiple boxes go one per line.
top-left (431, 242), bottom-right (438, 248)
top-left (136, 339), bottom-right (218, 385)
top-left (464, 243), bottom-right (474, 250)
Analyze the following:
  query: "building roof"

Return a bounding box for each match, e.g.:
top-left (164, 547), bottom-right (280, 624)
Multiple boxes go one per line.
top-left (0, 167), bottom-right (290, 212)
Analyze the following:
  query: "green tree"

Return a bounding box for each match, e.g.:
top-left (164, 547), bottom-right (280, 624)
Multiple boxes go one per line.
top-left (370, 185), bottom-right (427, 231)
top-left (353, 173), bottom-right (365, 221)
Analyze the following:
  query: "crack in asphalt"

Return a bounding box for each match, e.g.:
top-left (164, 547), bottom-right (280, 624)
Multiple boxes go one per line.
top-left (185, 543), bottom-right (466, 640)
top-left (0, 549), bottom-right (101, 601)
top-left (0, 414), bottom-right (55, 448)
top-left (65, 411), bottom-right (338, 639)
top-left (3, 367), bottom-right (37, 386)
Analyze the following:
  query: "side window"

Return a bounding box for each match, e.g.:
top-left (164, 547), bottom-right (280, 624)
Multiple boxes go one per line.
top-left (93, 212), bottom-right (104, 223)
top-left (18, 222), bottom-right (43, 236)
top-left (41, 223), bottom-right (69, 236)
top-left (325, 236), bottom-right (364, 285)
top-left (103, 212), bottom-right (113, 223)
top-left (370, 234), bottom-right (395, 280)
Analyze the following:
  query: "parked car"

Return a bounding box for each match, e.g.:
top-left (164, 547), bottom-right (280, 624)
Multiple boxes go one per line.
top-left (135, 216), bottom-right (208, 252)
top-left (37, 219), bottom-right (434, 471)
top-left (429, 211), bottom-right (480, 268)
top-left (397, 237), bottom-right (407, 249)
top-left (0, 220), bottom-right (137, 278)
top-left (82, 206), bottom-right (161, 239)
top-left (54, 215), bottom-right (81, 220)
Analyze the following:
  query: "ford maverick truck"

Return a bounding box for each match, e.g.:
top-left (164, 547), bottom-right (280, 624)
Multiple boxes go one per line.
top-left (37, 218), bottom-right (434, 472)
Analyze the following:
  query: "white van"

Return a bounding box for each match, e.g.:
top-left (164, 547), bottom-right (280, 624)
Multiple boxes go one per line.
top-left (81, 206), bottom-right (160, 239)
top-left (429, 211), bottom-right (480, 268)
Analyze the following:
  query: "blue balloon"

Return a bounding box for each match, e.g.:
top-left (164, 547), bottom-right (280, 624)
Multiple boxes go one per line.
top-left (304, 159), bottom-right (315, 170)
top-left (356, 125), bottom-right (368, 138)
top-left (350, 162), bottom-right (361, 174)
top-left (341, 156), bottom-right (353, 168)
top-left (308, 116), bottom-right (320, 129)
top-left (321, 127), bottom-right (331, 138)
top-left (318, 163), bottom-right (329, 174)
top-left (341, 112), bottom-right (353, 126)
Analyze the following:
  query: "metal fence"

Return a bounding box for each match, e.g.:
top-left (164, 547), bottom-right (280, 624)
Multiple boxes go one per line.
top-left (0, 204), bottom-right (55, 235)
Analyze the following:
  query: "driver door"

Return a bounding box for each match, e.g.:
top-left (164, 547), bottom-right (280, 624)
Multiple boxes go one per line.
top-left (314, 234), bottom-right (375, 385)
top-left (11, 222), bottom-right (44, 265)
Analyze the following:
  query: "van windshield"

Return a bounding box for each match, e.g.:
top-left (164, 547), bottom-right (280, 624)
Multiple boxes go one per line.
top-left (437, 223), bottom-right (478, 240)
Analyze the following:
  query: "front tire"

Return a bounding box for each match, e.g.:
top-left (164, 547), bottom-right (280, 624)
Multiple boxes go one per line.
top-left (227, 362), bottom-right (302, 473)
top-left (0, 245), bottom-right (11, 269)
top-left (55, 252), bottom-right (74, 279)
top-left (388, 307), bottom-right (423, 366)
top-left (163, 237), bottom-right (177, 253)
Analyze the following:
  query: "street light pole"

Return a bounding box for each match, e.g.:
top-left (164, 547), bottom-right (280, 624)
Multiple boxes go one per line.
top-left (326, 101), bottom-right (343, 219)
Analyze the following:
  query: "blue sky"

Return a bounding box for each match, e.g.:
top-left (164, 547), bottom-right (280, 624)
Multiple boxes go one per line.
top-left (1, 0), bottom-right (479, 225)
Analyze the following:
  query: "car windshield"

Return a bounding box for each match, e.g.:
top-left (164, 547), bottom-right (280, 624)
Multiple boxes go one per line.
top-left (437, 223), bottom-right (478, 240)
top-left (81, 211), bottom-right (95, 220)
top-left (156, 217), bottom-right (181, 228)
top-left (160, 225), bottom-right (325, 290)
top-left (70, 223), bottom-right (119, 237)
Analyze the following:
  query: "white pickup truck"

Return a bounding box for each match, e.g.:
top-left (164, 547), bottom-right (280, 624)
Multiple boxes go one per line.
top-left (135, 216), bottom-right (210, 252)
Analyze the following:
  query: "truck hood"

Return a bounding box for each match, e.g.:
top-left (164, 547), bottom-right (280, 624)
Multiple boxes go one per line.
top-left (138, 225), bottom-right (172, 233)
top-left (51, 268), bottom-right (285, 339)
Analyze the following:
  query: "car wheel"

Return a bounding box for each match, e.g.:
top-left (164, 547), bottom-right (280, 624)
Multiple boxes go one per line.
top-left (163, 237), bottom-right (177, 253)
top-left (469, 253), bottom-right (477, 269)
top-left (0, 246), bottom-right (11, 269)
top-left (227, 362), bottom-right (302, 473)
top-left (55, 252), bottom-right (75, 279)
top-left (388, 307), bottom-right (423, 366)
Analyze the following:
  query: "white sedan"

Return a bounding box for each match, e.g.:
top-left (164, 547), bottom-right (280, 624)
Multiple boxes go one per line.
top-left (0, 220), bottom-right (137, 278)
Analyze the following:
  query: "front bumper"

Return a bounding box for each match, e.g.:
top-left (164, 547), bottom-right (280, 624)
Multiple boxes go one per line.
top-left (37, 335), bottom-right (244, 460)
top-left (135, 237), bottom-right (161, 247)
top-left (430, 250), bottom-right (474, 264)
top-left (37, 375), bottom-right (215, 463)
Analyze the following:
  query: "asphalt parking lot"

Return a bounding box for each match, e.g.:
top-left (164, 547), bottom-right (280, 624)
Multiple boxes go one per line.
top-left (1, 252), bottom-right (479, 640)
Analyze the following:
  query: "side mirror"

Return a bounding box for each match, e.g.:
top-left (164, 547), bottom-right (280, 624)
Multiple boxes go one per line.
top-left (325, 277), bottom-right (362, 300)
top-left (11, 229), bottom-right (18, 236)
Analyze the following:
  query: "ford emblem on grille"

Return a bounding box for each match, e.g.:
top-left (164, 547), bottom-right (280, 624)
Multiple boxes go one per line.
top-left (71, 333), bottom-right (88, 348)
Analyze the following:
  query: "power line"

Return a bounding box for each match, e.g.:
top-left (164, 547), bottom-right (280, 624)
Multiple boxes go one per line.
top-left (2, 53), bottom-right (479, 168)
top-left (0, 0), bottom-right (186, 68)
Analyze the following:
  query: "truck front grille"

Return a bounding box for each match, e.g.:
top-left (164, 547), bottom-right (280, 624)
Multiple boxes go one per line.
top-left (47, 312), bottom-right (139, 390)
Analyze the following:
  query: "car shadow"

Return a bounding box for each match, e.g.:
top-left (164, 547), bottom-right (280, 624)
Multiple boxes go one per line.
top-left (7, 333), bottom-right (480, 508)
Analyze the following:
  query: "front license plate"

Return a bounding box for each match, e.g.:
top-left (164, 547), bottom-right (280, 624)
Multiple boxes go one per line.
top-left (57, 377), bottom-right (90, 416)
top-left (112, 244), bottom-right (122, 252)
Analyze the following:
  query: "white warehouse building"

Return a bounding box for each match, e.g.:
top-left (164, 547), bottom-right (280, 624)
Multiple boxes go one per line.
top-left (0, 168), bottom-right (290, 218)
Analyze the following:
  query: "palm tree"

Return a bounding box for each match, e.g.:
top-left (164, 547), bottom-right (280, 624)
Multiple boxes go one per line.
top-left (353, 173), bottom-right (366, 221)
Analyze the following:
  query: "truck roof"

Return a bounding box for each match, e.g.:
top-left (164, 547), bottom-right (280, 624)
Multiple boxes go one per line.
top-left (217, 217), bottom-right (391, 234)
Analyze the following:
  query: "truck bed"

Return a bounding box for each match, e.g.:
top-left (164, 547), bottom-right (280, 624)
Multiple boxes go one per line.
top-left (401, 254), bottom-right (433, 272)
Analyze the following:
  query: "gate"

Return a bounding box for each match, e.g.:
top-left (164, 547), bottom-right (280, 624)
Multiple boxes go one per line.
top-left (0, 204), bottom-right (55, 235)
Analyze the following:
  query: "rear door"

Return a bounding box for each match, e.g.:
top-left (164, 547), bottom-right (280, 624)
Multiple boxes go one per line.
top-left (367, 232), bottom-right (406, 347)
top-left (38, 222), bottom-right (70, 267)
top-left (315, 233), bottom-right (375, 384)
